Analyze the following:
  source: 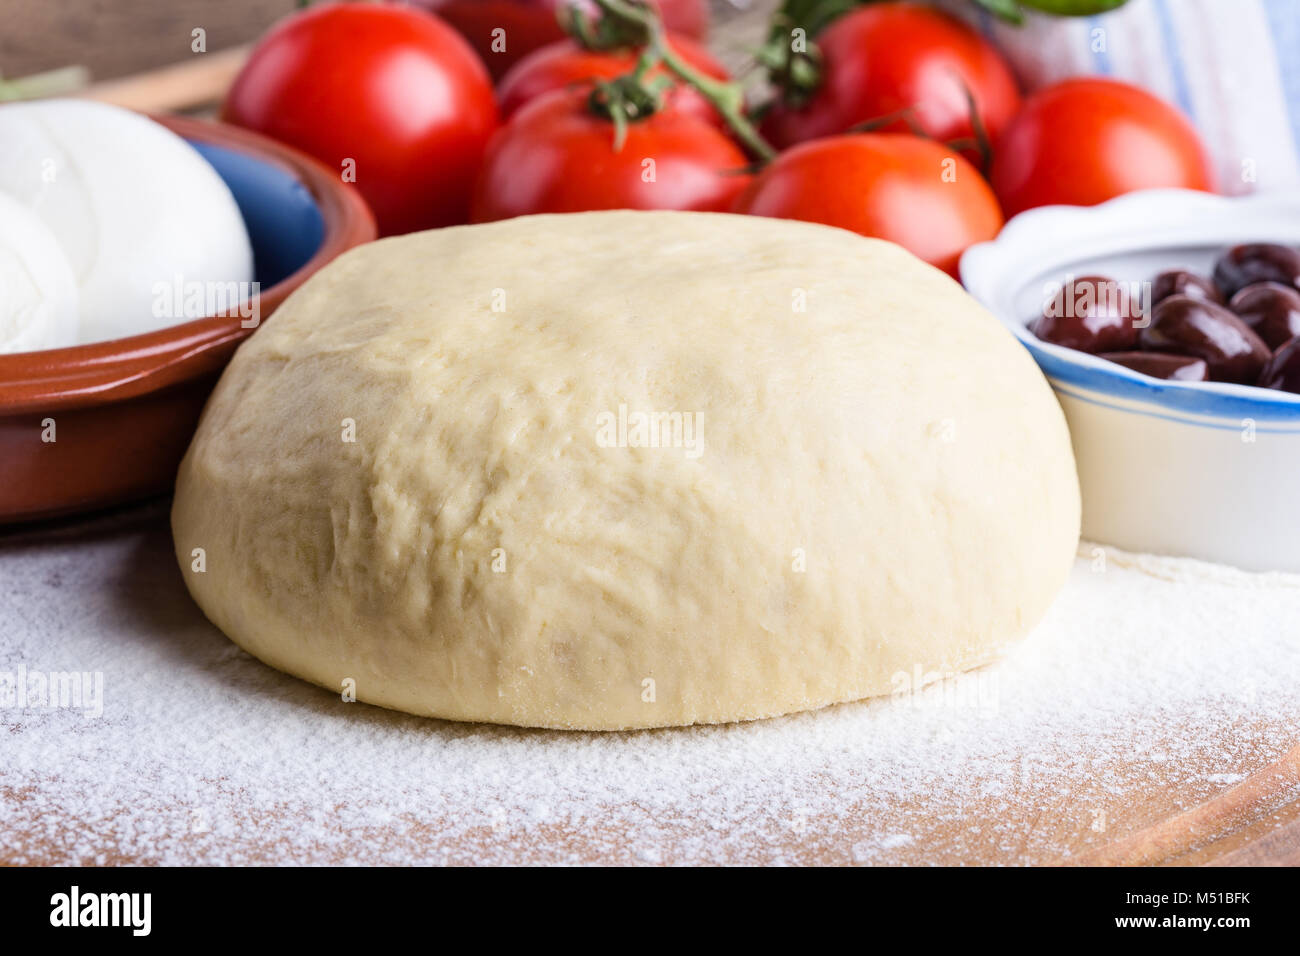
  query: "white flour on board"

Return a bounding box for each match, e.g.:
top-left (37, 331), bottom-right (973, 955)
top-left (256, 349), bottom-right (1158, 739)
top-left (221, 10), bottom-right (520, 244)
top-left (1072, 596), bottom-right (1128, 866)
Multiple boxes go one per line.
top-left (2, 502), bottom-right (1298, 865)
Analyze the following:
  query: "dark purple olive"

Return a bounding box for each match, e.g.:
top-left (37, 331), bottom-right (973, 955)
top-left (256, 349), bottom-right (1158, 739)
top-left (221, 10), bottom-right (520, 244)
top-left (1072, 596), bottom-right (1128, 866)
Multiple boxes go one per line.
top-left (1030, 275), bottom-right (1140, 353)
top-left (1259, 337), bottom-right (1300, 394)
top-left (1228, 281), bottom-right (1300, 351)
top-left (1212, 243), bottom-right (1300, 299)
top-left (1098, 351), bottom-right (1209, 381)
top-left (1138, 294), bottom-right (1271, 384)
top-left (1152, 269), bottom-right (1221, 307)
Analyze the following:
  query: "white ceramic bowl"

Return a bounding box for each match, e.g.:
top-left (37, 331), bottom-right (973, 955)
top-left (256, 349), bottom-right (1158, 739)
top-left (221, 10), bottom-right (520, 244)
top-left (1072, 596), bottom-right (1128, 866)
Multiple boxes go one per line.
top-left (961, 188), bottom-right (1300, 573)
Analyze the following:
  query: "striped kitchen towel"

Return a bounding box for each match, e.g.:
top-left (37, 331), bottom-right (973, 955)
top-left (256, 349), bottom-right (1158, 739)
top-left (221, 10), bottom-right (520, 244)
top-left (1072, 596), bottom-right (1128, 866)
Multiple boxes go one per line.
top-left (935, 0), bottom-right (1300, 195)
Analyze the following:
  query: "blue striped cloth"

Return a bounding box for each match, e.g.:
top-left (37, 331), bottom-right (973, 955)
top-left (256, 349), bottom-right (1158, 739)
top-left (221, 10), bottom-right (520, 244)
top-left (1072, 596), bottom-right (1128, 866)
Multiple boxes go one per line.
top-left (937, 0), bottom-right (1300, 195)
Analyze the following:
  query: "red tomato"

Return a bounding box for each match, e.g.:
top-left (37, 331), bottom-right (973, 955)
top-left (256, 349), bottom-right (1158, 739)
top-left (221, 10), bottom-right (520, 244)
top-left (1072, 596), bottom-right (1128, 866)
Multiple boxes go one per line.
top-left (417, 0), bottom-right (709, 79)
top-left (497, 35), bottom-right (729, 126)
top-left (991, 77), bottom-right (1215, 217)
top-left (733, 133), bottom-right (1004, 278)
top-left (223, 3), bottom-right (499, 236)
top-left (471, 88), bottom-right (750, 221)
top-left (762, 2), bottom-right (1021, 164)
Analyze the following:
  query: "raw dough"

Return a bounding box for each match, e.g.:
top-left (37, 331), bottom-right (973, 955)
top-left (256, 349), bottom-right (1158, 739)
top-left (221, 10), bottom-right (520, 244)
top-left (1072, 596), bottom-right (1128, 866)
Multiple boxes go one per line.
top-left (172, 211), bottom-right (1079, 730)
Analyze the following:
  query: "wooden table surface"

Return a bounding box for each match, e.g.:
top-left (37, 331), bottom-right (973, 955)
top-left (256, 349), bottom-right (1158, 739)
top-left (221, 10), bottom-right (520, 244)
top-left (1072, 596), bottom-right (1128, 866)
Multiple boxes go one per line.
top-left (1, 0), bottom-right (294, 83)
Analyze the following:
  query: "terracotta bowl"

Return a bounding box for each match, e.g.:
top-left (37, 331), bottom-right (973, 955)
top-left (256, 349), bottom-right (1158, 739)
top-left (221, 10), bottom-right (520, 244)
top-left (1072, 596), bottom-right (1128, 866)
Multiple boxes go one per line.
top-left (0, 113), bottom-right (376, 524)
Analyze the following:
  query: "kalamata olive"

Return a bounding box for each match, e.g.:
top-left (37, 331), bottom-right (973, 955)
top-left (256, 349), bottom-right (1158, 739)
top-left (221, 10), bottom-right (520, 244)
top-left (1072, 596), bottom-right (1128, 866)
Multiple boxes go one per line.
top-left (1030, 274), bottom-right (1140, 353)
top-left (1228, 281), bottom-right (1300, 351)
top-left (1259, 336), bottom-right (1300, 394)
top-left (1098, 351), bottom-right (1209, 381)
top-left (1152, 269), bottom-right (1221, 306)
top-left (1138, 294), bottom-right (1271, 384)
top-left (1212, 243), bottom-right (1300, 299)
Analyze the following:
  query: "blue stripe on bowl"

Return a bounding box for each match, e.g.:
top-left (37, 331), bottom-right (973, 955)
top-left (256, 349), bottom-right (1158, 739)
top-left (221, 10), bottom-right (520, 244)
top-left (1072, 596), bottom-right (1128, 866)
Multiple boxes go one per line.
top-left (1015, 332), bottom-right (1300, 423)
top-left (1051, 382), bottom-right (1300, 433)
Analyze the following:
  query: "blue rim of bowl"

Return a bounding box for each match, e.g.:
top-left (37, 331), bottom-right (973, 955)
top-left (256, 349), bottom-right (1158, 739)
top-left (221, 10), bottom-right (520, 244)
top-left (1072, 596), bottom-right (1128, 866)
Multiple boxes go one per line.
top-left (1020, 337), bottom-right (1300, 429)
top-left (961, 188), bottom-right (1300, 425)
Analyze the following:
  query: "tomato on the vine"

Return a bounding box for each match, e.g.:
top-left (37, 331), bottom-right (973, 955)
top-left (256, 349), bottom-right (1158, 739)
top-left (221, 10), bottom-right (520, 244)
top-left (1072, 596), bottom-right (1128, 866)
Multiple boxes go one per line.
top-left (498, 34), bottom-right (729, 126)
top-left (471, 88), bottom-right (751, 222)
top-left (762, 2), bottom-right (1021, 166)
top-left (222, 3), bottom-right (499, 236)
top-left (990, 77), bottom-right (1215, 217)
top-left (417, 0), bottom-right (709, 79)
top-left (733, 133), bottom-right (1004, 278)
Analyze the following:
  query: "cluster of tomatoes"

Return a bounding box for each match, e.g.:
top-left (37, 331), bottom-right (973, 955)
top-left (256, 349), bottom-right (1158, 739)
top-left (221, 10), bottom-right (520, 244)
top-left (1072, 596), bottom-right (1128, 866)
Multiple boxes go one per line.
top-left (222, 0), bottom-right (1214, 278)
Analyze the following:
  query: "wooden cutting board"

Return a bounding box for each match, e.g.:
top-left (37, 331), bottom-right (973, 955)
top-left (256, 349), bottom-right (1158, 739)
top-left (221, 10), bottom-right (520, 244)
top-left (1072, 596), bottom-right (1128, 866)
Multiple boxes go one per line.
top-left (1073, 742), bottom-right (1300, 866)
top-left (3, 730), bottom-right (1296, 866)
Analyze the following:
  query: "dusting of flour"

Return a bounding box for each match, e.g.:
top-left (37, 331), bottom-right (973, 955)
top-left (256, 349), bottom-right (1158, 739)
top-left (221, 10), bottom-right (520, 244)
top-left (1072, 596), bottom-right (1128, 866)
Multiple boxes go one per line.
top-left (2, 502), bottom-right (1298, 865)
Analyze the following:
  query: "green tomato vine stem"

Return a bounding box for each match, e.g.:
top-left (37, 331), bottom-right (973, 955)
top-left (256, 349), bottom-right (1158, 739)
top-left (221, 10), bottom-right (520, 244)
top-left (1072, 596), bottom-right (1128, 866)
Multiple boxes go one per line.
top-left (577, 0), bottom-right (777, 162)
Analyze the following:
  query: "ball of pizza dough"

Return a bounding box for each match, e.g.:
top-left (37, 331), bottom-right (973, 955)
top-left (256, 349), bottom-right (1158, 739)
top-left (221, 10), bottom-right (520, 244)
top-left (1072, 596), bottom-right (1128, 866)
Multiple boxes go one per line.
top-left (173, 211), bottom-right (1079, 730)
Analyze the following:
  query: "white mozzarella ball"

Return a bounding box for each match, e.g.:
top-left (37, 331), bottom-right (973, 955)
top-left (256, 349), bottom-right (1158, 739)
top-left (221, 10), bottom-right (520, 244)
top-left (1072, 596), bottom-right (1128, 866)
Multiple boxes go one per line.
top-left (0, 99), bottom-right (254, 344)
top-left (0, 192), bottom-right (79, 354)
